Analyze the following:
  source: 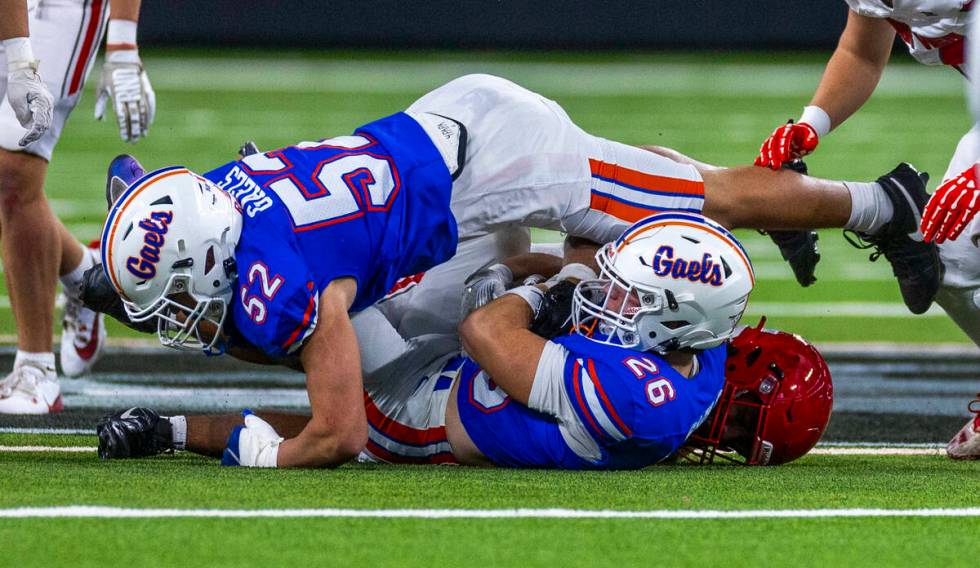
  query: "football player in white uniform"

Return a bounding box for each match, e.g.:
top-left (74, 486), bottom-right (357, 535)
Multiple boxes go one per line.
top-left (754, 0), bottom-right (980, 347)
top-left (941, 6), bottom-right (980, 461)
top-left (0, 0), bottom-right (155, 414)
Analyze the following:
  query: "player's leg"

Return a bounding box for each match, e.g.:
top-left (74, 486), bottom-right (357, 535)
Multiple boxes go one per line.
top-left (407, 73), bottom-right (635, 244)
top-left (0, 150), bottom-right (62, 412)
top-left (933, 126), bottom-right (980, 347)
top-left (698, 164), bottom-right (851, 229)
top-left (0, 0), bottom-right (109, 413)
top-left (638, 142), bottom-right (938, 313)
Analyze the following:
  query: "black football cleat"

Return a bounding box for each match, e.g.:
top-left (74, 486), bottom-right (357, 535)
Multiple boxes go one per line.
top-left (766, 230), bottom-right (820, 287)
top-left (759, 160), bottom-right (821, 287)
top-left (845, 163), bottom-right (942, 315)
top-left (97, 407), bottom-right (174, 459)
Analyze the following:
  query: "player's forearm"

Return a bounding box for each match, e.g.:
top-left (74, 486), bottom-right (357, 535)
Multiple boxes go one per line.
top-left (562, 236), bottom-right (601, 271)
top-left (809, 11), bottom-right (894, 131)
top-left (276, 283), bottom-right (367, 468)
top-left (503, 253), bottom-right (563, 281)
top-left (108, 0), bottom-right (141, 23)
top-left (0, 0), bottom-right (29, 40)
top-left (185, 412), bottom-right (311, 458)
top-left (460, 294), bottom-right (545, 404)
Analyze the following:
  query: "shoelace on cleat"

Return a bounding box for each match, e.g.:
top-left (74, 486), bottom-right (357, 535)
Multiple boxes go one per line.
top-left (842, 230), bottom-right (884, 262)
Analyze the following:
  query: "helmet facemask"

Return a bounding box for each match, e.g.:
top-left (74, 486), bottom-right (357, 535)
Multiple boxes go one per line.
top-left (682, 370), bottom-right (779, 465)
top-left (122, 273), bottom-right (230, 355)
top-left (573, 243), bottom-right (672, 351)
top-left (679, 317), bottom-right (833, 466)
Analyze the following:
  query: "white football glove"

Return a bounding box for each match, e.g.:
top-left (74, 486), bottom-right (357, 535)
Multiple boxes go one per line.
top-left (221, 410), bottom-right (283, 468)
top-left (5, 41), bottom-right (54, 147)
top-left (94, 49), bottom-right (156, 143)
top-left (460, 263), bottom-right (513, 318)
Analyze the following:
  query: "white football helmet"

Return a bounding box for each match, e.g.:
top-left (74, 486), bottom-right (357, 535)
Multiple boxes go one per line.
top-left (100, 166), bottom-right (242, 354)
top-left (573, 212), bottom-right (754, 353)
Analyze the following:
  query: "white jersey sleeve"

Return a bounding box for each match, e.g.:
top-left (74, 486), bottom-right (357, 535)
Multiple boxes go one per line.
top-left (527, 340), bottom-right (602, 462)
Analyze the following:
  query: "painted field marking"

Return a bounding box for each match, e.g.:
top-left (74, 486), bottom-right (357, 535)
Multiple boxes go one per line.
top-left (0, 427), bottom-right (94, 435)
top-left (1, 506), bottom-right (979, 520)
top-left (809, 447), bottom-right (943, 456)
top-left (0, 443), bottom-right (950, 457)
top-left (0, 445), bottom-right (92, 453)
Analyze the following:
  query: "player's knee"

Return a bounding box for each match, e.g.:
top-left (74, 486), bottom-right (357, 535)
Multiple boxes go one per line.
top-left (700, 171), bottom-right (745, 229)
top-left (0, 152), bottom-right (46, 216)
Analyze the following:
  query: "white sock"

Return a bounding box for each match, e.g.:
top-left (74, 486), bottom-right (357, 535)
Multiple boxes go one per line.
top-left (843, 181), bottom-right (894, 235)
top-left (59, 246), bottom-right (96, 300)
top-left (13, 350), bottom-right (56, 372)
top-left (169, 415), bottom-right (187, 450)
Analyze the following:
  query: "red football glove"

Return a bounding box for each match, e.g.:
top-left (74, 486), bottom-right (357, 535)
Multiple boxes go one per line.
top-left (754, 121), bottom-right (819, 170)
top-left (921, 164), bottom-right (980, 244)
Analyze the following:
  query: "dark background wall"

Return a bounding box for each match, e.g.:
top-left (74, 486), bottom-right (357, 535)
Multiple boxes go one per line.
top-left (140, 1), bottom-right (851, 50)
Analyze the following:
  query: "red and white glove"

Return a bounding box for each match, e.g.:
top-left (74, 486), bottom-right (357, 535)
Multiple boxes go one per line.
top-left (754, 120), bottom-right (819, 170)
top-left (921, 164), bottom-right (980, 244)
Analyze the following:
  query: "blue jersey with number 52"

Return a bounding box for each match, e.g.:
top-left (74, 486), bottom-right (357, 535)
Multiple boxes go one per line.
top-left (203, 112), bottom-right (456, 358)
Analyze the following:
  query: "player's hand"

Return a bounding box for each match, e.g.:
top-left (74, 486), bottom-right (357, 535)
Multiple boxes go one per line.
top-left (921, 165), bottom-right (980, 244)
top-left (6, 62), bottom-right (54, 147)
top-left (529, 280), bottom-right (578, 339)
top-left (94, 49), bottom-right (156, 143)
top-left (461, 263), bottom-right (514, 318)
top-left (221, 410), bottom-right (283, 468)
top-left (754, 120), bottom-right (819, 170)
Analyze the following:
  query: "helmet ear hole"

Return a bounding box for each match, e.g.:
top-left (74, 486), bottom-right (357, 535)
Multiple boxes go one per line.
top-left (205, 246), bottom-right (216, 275)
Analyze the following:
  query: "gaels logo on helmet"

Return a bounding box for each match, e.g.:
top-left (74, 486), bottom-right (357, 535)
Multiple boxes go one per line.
top-left (642, 245), bottom-right (725, 287)
top-left (125, 210), bottom-right (174, 280)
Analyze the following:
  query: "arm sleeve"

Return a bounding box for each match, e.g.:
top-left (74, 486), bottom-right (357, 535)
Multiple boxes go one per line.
top-left (527, 341), bottom-right (602, 462)
top-left (528, 341), bottom-right (574, 417)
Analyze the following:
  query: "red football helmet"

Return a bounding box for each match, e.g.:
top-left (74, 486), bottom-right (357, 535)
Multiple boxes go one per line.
top-left (686, 317), bottom-right (833, 465)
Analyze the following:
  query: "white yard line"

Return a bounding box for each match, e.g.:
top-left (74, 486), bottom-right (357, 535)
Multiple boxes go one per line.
top-left (0, 445), bottom-right (92, 453)
top-left (1, 506), bottom-right (979, 519)
top-left (0, 442), bottom-right (950, 457)
top-left (808, 447), bottom-right (944, 456)
top-left (0, 427), bottom-right (94, 435)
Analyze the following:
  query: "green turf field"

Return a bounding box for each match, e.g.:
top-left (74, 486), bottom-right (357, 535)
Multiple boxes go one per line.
top-left (2, 50), bottom-right (978, 567)
top-left (18, 48), bottom-right (975, 345)
top-left (0, 433), bottom-right (977, 567)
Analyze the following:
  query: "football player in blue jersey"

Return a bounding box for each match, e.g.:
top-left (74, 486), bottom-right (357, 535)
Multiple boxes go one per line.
top-left (97, 213), bottom-right (833, 468)
top-left (91, 73), bottom-right (886, 468)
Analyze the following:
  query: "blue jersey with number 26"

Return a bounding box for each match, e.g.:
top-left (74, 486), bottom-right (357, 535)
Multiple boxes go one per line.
top-left (203, 112), bottom-right (456, 358)
top-left (457, 334), bottom-right (726, 469)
